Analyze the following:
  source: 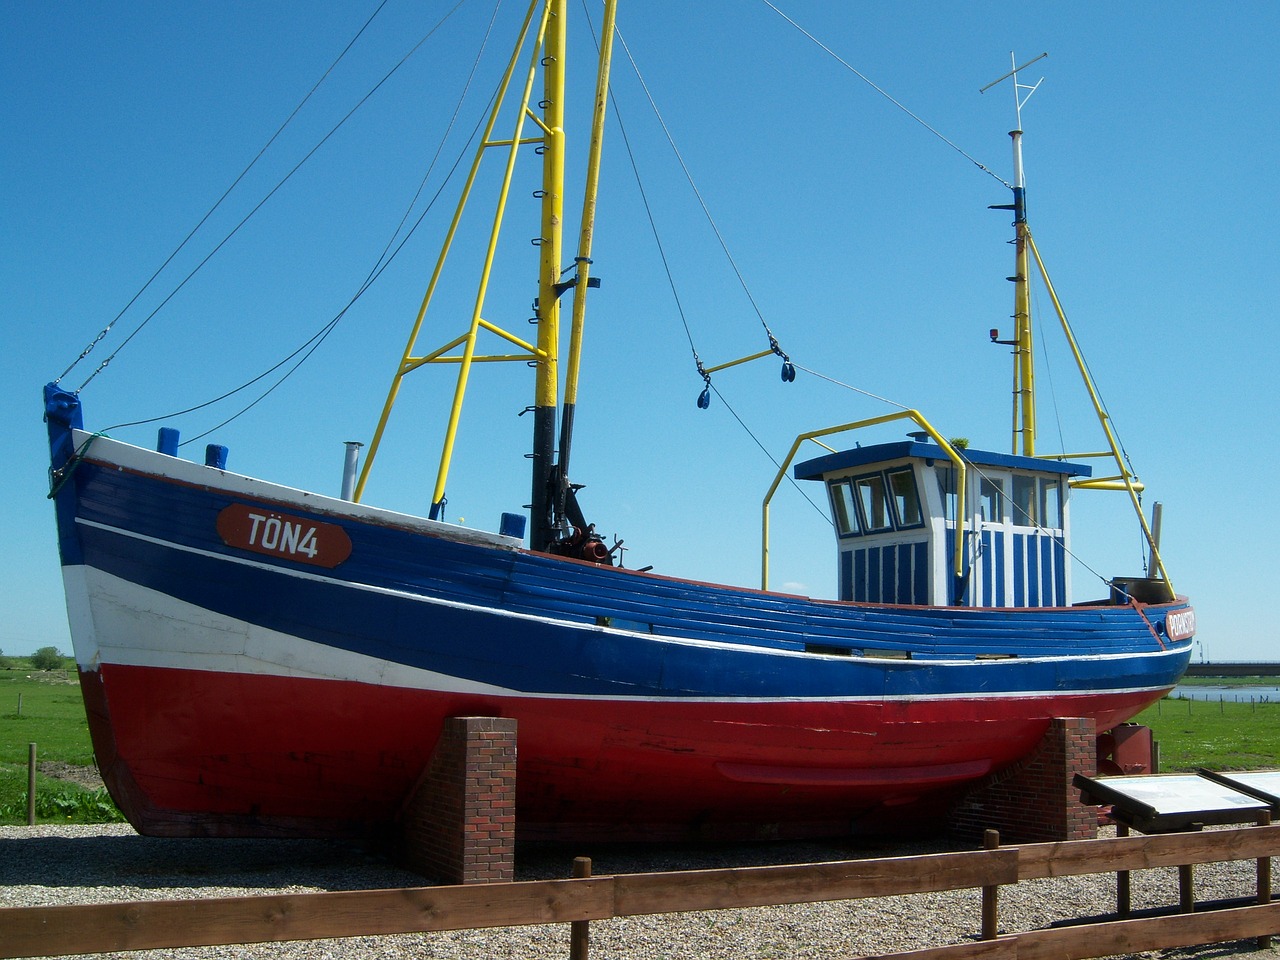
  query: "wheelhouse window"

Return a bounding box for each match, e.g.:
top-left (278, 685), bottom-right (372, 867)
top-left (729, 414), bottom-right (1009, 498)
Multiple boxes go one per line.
top-left (1040, 477), bottom-right (1062, 529)
top-left (854, 473), bottom-right (893, 532)
top-left (831, 480), bottom-right (861, 536)
top-left (1013, 475), bottom-right (1037, 526)
top-left (887, 467), bottom-right (923, 528)
top-left (1010, 474), bottom-right (1063, 529)
top-left (936, 465), bottom-right (960, 523)
top-left (978, 476), bottom-right (1004, 523)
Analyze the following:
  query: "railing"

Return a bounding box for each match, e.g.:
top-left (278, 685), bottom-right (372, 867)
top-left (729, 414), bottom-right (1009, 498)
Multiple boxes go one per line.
top-left (1, 825), bottom-right (1276, 959)
top-left (760, 409), bottom-right (966, 591)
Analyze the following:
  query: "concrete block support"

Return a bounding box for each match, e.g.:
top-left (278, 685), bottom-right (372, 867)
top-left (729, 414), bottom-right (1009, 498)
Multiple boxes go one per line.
top-left (949, 716), bottom-right (1098, 844)
top-left (398, 716), bottom-right (517, 883)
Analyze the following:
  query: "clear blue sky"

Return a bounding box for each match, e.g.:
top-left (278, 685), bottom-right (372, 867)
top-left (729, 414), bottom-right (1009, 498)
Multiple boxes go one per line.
top-left (3, 2), bottom-right (1277, 662)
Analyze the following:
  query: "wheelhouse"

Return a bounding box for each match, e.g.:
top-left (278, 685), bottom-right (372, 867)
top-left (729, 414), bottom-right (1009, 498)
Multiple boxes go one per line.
top-left (795, 438), bottom-right (1091, 608)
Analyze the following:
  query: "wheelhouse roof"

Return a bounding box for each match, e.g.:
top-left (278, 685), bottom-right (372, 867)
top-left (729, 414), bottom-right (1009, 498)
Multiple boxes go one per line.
top-left (793, 441), bottom-right (1093, 481)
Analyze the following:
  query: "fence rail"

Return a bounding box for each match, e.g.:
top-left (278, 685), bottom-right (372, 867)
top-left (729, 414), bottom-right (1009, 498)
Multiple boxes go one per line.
top-left (1, 825), bottom-right (1276, 960)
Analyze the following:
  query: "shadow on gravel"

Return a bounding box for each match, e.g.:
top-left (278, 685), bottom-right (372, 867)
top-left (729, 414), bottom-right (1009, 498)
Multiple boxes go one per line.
top-left (0, 830), bottom-right (959, 892)
top-left (516, 833), bottom-right (958, 881)
top-left (0, 834), bottom-right (423, 891)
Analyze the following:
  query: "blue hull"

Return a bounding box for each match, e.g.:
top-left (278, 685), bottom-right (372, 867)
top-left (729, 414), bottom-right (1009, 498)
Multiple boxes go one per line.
top-left (45, 416), bottom-right (1194, 838)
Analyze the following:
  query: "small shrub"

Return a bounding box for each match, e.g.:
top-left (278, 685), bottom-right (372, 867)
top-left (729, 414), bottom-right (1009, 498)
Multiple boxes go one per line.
top-left (29, 647), bottom-right (67, 672)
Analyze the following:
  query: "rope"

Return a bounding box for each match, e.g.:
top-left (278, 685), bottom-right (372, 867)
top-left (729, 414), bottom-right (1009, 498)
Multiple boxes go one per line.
top-left (760, 0), bottom-right (1012, 190)
top-left (46, 433), bottom-right (104, 500)
top-left (93, 1), bottom-right (499, 443)
top-left (602, 34), bottom-right (834, 519)
top-left (55, 1), bottom-right (397, 389)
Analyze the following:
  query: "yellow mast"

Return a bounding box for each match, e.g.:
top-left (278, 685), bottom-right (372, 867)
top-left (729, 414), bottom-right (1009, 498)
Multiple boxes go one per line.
top-left (982, 54), bottom-right (1045, 457)
top-left (353, 1), bottom-right (556, 517)
top-left (355, 0), bottom-right (619, 556)
top-left (529, 0), bottom-right (567, 549)
top-left (986, 54), bottom-right (1174, 599)
top-left (1010, 128), bottom-right (1035, 457)
top-left (553, 0), bottom-right (619, 536)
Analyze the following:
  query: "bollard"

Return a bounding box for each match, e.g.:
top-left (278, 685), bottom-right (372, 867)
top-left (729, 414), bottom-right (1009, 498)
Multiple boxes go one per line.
top-left (27, 743), bottom-right (37, 825)
top-left (570, 857), bottom-right (592, 960)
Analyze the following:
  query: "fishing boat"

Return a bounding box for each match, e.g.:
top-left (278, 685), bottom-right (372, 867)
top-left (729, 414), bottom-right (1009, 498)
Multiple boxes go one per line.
top-left (43, 3), bottom-right (1194, 841)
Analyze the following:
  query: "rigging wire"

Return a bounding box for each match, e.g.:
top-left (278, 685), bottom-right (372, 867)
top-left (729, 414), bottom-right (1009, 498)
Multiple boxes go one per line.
top-left (605, 33), bottom-right (702, 371)
top-left (1024, 240), bottom-right (1150, 573)
top-left (608, 20), bottom-right (922, 522)
top-left (1048, 287), bottom-right (1151, 574)
top-left (613, 25), bottom-right (788, 359)
top-left (753, 4), bottom-right (1149, 583)
top-left (760, 0), bottom-right (1012, 191)
top-left (963, 457), bottom-right (1115, 592)
top-left (709, 382), bottom-right (833, 524)
top-left (359, 3), bottom-right (505, 290)
top-left (70, 0), bottom-right (471, 395)
top-left (791, 362), bottom-right (911, 412)
top-left (57, 0), bottom-right (394, 388)
top-left (101, 1), bottom-right (505, 441)
top-left (603, 26), bottom-right (829, 517)
top-left (1030, 284), bottom-right (1070, 457)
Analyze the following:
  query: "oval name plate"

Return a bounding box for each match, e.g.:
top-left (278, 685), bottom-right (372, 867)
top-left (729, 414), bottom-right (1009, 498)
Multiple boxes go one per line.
top-left (1165, 608), bottom-right (1197, 642)
top-left (216, 504), bottom-right (352, 568)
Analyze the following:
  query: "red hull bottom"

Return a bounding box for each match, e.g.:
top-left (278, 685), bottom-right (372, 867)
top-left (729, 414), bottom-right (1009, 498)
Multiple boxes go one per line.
top-left (81, 665), bottom-right (1164, 842)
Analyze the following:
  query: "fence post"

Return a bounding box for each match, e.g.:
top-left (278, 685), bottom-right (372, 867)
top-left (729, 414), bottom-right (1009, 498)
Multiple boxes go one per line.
top-left (1259, 811), bottom-right (1272, 951)
top-left (570, 857), bottom-right (591, 960)
top-left (1115, 823), bottom-right (1131, 918)
top-left (27, 743), bottom-right (37, 825)
top-left (982, 829), bottom-right (1000, 940)
top-left (1179, 862), bottom-right (1195, 913)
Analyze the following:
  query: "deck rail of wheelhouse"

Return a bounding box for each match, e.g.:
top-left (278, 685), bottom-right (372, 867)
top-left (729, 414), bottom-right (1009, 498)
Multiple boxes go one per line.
top-left (792, 434), bottom-right (1093, 609)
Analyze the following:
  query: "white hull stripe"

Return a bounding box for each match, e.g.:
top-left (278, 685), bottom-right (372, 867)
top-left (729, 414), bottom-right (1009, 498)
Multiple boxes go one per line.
top-left (68, 563), bottom-right (1176, 705)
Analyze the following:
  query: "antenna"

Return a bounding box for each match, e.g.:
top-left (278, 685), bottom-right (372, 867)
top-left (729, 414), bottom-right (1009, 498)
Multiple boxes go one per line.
top-left (980, 51), bottom-right (1047, 129)
top-left (981, 52), bottom-right (1046, 458)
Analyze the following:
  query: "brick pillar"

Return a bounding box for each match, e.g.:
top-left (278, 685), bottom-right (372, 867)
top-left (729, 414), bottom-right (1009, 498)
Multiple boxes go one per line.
top-left (398, 716), bottom-right (517, 883)
top-left (948, 717), bottom-right (1098, 844)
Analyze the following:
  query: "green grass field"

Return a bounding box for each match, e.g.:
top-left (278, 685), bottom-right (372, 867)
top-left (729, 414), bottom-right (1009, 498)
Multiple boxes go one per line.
top-left (2, 666), bottom-right (1278, 826)
top-left (0, 666), bottom-right (122, 824)
top-left (1134, 696), bottom-right (1280, 771)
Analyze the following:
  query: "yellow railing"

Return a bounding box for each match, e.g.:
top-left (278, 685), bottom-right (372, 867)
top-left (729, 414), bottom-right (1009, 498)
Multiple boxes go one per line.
top-left (761, 410), bottom-right (965, 591)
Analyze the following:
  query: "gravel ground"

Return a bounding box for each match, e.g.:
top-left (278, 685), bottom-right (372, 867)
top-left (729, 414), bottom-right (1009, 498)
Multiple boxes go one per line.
top-left (1, 824), bottom-right (1276, 960)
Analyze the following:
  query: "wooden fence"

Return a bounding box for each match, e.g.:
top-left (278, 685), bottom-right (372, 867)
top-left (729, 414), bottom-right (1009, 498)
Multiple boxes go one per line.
top-left (1, 824), bottom-right (1277, 960)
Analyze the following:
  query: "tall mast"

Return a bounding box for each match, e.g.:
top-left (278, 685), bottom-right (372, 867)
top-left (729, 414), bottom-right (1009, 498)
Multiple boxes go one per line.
top-left (354, 0), bottom-right (618, 559)
top-left (982, 52), bottom-right (1046, 457)
top-left (355, 1), bottom-right (559, 515)
top-left (529, 0), bottom-right (568, 551)
top-left (1010, 124), bottom-right (1034, 457)
top-left (553, 0), bottom-right (618, 537)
